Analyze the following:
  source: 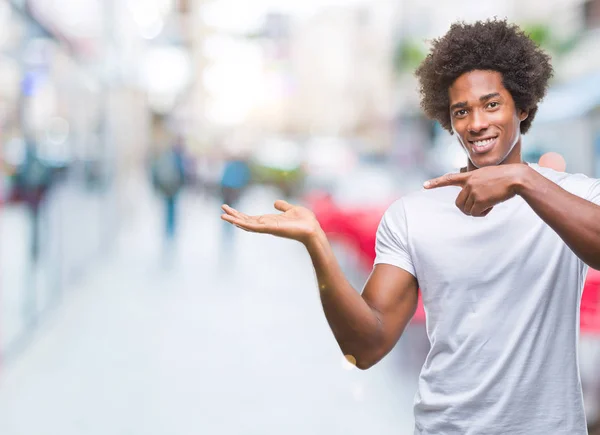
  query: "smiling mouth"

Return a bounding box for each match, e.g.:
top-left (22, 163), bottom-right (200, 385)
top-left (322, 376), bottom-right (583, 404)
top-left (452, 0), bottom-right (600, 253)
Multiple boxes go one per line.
top-left (468, 136), bottom-right (498, 153)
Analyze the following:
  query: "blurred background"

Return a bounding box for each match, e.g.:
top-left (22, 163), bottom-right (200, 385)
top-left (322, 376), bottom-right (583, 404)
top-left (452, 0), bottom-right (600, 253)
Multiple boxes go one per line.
top-left (0, 0), bottom-right (599, 434)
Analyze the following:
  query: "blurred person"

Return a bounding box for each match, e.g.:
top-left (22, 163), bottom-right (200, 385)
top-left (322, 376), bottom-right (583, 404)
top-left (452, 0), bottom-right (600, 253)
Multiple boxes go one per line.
top-left (13, 142), bottom-right (53, 262)
top-left (221, 19), bottom-right (600, 434)
top-left (219, 155), bottom-right (251, 208)
top-left (151, 136), bottom-right (187, 246)
top-left (219, 154), bottom-right (251, 245)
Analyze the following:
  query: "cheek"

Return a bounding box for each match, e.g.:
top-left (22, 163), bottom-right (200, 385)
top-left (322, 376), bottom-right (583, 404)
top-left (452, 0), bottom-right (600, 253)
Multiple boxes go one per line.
top-left (495, 109), bottom-right (517, 125)
top-left (487, 110), bottom-right (507, 123)
top-left (504, 114), bottom-right (521, 135)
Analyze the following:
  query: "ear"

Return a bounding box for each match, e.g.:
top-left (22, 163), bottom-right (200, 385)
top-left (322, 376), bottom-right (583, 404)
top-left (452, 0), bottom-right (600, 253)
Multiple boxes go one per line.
top-left (518, 109), bottom-right (529, 122)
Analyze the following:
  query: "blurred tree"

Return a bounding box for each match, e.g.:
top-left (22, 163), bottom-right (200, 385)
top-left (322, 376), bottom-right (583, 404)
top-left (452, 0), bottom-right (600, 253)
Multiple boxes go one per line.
top-left (393, 38), bottom-right (427, 74)
top-left (524, 23), bottom-right (552, 48)
top-left (522, 22), bottom-right (582, 57)
top-left (393, 22), bottom-right (582, 76)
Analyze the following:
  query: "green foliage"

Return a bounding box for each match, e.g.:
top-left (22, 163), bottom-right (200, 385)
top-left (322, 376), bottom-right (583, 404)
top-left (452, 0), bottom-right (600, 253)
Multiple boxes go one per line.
top-left (250, 163), bottom-right (305, 196)
top-left (393, 22), bottom-right (582, 76)
top-left (522, 22), bottom-right (582, 57)
top-left (394, 38), bottom-right (427, 74)
top-left (524, 23), bottom-right (553, 48)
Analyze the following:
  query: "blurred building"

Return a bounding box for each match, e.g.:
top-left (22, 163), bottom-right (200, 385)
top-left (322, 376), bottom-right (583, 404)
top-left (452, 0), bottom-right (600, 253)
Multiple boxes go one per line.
top-left (165, 0), bottom-right (402, 156)
top-left (0, 0), bottom-right (176, 360)
top-left (285, 2), bottom-right (398, 150)
top-left (530, 0), bottom-right (600, 177)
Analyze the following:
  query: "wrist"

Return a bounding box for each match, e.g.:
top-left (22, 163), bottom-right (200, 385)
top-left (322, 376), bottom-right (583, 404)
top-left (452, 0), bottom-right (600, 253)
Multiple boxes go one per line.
top-left (513, 164), bottom-right (536, 196)
top-left (304, 225), bottom-right (327, 251)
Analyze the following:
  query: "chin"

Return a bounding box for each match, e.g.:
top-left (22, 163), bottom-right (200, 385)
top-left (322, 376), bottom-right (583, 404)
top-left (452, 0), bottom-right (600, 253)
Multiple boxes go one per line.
top-left (468, 154), bottom-right (504, 168)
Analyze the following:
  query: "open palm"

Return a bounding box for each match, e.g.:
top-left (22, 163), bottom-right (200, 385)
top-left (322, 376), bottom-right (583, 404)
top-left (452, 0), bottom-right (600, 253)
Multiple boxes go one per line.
top-left (221, 200), bottom-right (320, 244)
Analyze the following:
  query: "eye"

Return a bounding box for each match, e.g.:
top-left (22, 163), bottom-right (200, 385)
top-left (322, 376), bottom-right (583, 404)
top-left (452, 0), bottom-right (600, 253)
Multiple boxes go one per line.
top-left (454, 109), bottom-right (468, 118)
top-left (487, 101), bottom-right (500, 109)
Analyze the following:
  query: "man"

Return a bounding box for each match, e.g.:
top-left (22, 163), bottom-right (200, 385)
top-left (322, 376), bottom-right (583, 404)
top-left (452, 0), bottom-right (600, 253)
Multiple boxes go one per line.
top-left (219, 154), bottom-right (251, 211)
top-left (14, 142), bottom-right (53, 263)
top-left (218, 153), bottom-right (251, 248)
top-left (151, 137), bottom-right (187, 244)
top-left (221, 19), bottom-right (600, 434)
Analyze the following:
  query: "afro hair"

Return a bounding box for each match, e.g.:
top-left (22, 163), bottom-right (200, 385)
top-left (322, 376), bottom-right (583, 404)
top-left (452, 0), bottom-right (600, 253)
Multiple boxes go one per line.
top-left (415, 19), bottom-right (553, 134)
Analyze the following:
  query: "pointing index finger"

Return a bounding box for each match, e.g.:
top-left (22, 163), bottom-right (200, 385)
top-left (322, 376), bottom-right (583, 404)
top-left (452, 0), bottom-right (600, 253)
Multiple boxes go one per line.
top-left (424, 172), bottom-right (468, 189)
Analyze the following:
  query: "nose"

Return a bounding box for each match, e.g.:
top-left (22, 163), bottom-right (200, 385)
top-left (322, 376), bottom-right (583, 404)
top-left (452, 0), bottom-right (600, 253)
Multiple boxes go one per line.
top-left (467, 110), bottom-right (490, 134)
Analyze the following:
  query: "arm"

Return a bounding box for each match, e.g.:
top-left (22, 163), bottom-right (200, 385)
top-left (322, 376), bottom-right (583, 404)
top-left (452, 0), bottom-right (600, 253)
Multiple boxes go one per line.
top-left (221, 200), bottom-right (419, 370)
top-left (424, 163), bottom-right (600, 269)
top-left (515, 166), bottom-right (600, 269)
top-left (306, 229), bottom-right (419, 370)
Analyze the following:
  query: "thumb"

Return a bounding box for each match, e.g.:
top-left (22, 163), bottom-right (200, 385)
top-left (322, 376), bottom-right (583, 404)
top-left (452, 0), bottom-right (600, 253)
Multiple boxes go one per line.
top-left (274, 200), bottom-right (294, 212)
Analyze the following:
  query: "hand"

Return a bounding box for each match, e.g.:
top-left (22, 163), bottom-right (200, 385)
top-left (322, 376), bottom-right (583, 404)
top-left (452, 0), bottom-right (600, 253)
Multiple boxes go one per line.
top-left (423, 164), bottom-right (527, 217)
top-left (221, 200), bottom-right (321, 244)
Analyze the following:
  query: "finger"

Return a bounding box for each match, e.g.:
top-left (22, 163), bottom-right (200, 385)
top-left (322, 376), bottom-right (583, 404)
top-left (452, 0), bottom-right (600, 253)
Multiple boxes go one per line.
top-left (472, 205), bottom-right (493, 217)
top-left (455, 188), bottom-right (469, 214)
top-left (221, 215), bottom-right (251, 232)
top-left (479, 207), bottom-right (493, 217)
top-left (274, 200), bottom-right (293, 212)
top-left (221, 204), bottom-right (249, 220)
top-left (221, 213), bottom-right (239, 225)
top-left (221, 214), bottom-right (266, 233)
top-left (221, 213), bottom-right (248, 228)
top-left (424, 172), bottom-right (468, 189)
top-left (221, 204), bottom-right (238, 215)
top-left (464, 194), bottom-right (476, 216)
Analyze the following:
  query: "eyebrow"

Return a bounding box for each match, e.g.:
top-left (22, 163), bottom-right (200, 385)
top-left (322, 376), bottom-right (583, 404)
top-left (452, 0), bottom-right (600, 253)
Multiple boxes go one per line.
top-left (449, 92), bottom-right (502, 111)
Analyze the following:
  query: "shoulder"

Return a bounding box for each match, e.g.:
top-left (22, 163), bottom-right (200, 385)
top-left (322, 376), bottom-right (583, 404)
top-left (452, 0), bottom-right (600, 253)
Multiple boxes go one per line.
top-left (529, 163), bottom-right (599, 197)
top-left (528, 163), bottom-right (571, 184)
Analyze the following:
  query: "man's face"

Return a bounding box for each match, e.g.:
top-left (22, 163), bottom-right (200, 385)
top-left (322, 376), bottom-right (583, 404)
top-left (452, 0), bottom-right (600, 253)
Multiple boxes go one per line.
top-left (449, 70), bottom-right (528, 169)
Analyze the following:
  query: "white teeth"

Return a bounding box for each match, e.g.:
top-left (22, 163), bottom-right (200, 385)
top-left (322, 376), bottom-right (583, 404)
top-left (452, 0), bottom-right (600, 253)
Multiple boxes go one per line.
top-left (473, 138), bottom-right (495, 147)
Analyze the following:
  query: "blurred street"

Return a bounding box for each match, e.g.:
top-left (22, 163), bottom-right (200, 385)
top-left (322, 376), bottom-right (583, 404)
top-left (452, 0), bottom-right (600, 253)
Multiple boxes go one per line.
top-left (1, 0), bottom-right (600, 433)
top-left (0, 184), bottom-right (425, 435)
top-left (1, 182), bottom-right (113, 355)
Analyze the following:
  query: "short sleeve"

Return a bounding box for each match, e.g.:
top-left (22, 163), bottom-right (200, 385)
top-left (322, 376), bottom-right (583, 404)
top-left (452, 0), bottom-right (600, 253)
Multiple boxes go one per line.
top-left (561, 173), bottom-right (600, 205)
top-left (374, 199), bottom-right (416, 277)
top-left (586, 178), bottom-right (600, 205)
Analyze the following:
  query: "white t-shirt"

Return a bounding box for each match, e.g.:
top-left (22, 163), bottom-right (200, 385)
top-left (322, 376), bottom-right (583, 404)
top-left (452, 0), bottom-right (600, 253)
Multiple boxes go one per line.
top-left (374, 164), bottom-right (600, 435)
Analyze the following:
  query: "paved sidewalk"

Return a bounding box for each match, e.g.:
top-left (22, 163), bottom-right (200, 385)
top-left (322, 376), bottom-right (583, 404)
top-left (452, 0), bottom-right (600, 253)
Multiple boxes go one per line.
top-left (0, 187), bottom-right (424, 435)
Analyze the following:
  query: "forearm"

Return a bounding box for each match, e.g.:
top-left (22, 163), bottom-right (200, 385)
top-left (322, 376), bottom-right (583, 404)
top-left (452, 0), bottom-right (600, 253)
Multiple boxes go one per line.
top-left (517, 166), bottom-right (600, 269)
top-left (304, 229), bottom-right (382, 364)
